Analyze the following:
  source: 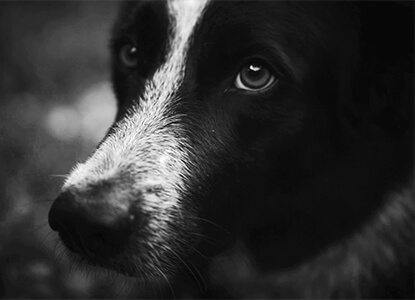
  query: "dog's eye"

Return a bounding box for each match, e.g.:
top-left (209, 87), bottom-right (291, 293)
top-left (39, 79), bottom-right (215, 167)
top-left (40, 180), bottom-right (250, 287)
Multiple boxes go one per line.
top-left (235, 62), bottom-right (276, 92)
top-left (119, 43), bottom-right (138, 68)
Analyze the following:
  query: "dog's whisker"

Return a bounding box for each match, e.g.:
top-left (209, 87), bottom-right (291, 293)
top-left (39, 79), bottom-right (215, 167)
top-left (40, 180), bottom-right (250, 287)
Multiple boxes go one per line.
top-left (166, 247), bottom-right (204, 295)
top-left (49, 174), bottom-right (68, 179)
top-left (186, 216), bottom-right (230, 233)
top-left (13, 199), bottom-right (54, 209)
top-left (28, 221), bottom-right (49, 233)
top-left (156, 265), bottom-right (176, 299)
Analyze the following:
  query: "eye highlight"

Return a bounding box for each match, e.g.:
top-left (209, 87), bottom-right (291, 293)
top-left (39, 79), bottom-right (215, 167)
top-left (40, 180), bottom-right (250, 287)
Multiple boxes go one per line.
top-left (235, 61), bottom-right (277, 92)
top-left (119, 43), bottom-right (138, 68)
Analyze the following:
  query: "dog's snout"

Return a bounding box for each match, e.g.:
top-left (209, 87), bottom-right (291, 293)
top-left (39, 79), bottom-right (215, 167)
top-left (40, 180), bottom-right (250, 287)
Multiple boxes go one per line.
top-left (48, 190), bottom-right (135, 258)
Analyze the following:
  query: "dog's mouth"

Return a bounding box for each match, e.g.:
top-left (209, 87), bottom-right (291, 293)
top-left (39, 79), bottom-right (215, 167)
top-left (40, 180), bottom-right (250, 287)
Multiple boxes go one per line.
top-left (49, 185), bottom-right (195, 279)
top-left (59, 228), bottom-right (128, 261)
top-left (57, 225), bottom-right (173, 278)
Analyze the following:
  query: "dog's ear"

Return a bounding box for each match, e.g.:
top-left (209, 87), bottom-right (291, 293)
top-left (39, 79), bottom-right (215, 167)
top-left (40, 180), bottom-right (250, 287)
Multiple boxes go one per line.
top-left (344, 2), bottom-right (414, 141)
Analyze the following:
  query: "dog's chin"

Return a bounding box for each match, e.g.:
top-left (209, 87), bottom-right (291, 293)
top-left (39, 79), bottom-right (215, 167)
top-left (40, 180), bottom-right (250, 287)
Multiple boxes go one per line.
top-left (60, 239), bottom-right (178, 281)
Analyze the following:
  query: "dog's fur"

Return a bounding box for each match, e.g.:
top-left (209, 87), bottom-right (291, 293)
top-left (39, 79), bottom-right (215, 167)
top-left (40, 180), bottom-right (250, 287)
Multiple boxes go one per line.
top-left (49, 1), bottom-right (414, 298)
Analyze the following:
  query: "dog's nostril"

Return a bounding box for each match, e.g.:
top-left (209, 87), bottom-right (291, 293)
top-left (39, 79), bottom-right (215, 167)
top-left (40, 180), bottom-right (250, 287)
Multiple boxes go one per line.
top-left (48, 190), bottom-right (134, 258)
top-left (48, 191), bottom-right (76, 233)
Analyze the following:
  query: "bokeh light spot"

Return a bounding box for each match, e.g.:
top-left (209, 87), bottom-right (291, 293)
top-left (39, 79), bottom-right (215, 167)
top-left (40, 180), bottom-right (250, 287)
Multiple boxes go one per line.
top-left (44, 104), bottom-right (80, 142)
top-left (76, 81), bottom-right (116, 144)
top-left (44, 81), bottom-right (116, 143)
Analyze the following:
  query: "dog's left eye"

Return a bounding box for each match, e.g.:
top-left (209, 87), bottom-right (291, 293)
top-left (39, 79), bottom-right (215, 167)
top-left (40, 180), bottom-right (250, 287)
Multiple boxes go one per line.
top-left (119, 43), bottom-right (138, 68)
top-left (235, 62), bottom-right (276, 92)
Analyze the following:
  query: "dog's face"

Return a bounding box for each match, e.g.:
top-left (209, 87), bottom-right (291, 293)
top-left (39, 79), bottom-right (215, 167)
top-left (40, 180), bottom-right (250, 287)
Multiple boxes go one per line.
top-left (49, 0), bottom-right (359, 280)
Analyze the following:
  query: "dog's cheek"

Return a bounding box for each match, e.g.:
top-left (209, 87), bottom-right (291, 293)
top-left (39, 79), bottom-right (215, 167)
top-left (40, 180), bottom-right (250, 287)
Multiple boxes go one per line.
top-left (192, 92), bottom-right (306, 233)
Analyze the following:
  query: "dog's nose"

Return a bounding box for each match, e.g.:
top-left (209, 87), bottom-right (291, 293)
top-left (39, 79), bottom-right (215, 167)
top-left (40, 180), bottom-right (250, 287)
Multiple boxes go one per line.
top-left (48, 190), bottom-right (134, 258)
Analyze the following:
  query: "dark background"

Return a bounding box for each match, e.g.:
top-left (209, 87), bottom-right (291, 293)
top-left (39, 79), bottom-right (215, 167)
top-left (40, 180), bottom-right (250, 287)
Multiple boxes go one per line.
top-left (0, 1), bottom-right (147, 298)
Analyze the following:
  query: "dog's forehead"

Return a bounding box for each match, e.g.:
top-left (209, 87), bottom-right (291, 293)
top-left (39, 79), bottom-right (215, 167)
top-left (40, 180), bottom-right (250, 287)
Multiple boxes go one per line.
top-left (166, 0), bottom-right (211, 47)
top-left (112, 0), bottom-right (211, 103)
top-left (167, 0), bottom-right (210, 19)
top-left (114, 0), bottom-right (210, 48)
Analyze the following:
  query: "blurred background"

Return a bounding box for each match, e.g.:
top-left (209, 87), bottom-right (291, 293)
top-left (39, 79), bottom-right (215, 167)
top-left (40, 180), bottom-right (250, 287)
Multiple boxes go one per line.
top-left (0, 1), bottom-right (145, 298)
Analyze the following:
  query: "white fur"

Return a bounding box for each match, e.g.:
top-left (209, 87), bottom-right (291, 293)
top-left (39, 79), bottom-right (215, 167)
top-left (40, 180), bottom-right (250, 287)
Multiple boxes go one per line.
top-left (64, 0), bottom-right (210, 239)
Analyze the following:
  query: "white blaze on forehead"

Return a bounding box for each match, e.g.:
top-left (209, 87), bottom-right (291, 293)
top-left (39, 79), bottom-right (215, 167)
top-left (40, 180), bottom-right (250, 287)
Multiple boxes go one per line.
top-left (64, 0), bottom-right (210, 217)
top-left (141, 0), bottom-right (210, 107)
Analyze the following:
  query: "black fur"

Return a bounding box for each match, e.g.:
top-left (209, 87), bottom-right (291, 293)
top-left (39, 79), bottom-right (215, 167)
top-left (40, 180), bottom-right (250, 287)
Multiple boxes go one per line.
top-left (49, 1), bottom-right (414, 298)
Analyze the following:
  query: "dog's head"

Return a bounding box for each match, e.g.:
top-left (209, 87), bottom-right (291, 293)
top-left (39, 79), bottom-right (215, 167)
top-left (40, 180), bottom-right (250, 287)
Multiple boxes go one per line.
top-left (48, 0), bottom-right (412, 285)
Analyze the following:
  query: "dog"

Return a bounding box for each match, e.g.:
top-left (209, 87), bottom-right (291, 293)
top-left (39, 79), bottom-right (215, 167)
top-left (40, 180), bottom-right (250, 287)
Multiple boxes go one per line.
top-left (48, 1), bottom-right (414, 298)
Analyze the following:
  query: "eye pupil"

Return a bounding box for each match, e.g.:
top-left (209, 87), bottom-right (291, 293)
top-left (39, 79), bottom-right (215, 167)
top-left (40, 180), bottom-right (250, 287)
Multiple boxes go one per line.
top-left (120, 44), bottom-right (138, 68)
top-left (245, 64), bottom-right (266, 80)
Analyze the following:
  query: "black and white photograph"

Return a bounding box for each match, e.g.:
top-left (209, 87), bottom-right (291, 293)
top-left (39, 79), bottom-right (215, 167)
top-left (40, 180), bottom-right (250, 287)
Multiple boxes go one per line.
top-left (0, 0), bottom-right (413, 298)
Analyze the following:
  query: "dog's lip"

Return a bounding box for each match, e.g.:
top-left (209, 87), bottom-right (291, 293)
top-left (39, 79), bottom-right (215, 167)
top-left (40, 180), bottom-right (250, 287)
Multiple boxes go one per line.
top-left (58, 230), bottom-right (81, 255)
top-left (58, 228), bottom-right (94, 259)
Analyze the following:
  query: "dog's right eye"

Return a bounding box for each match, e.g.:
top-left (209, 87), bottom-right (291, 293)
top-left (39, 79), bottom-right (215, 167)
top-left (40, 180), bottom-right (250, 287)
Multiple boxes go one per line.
top-left (119, 43), bottom-right (138, 68)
